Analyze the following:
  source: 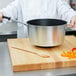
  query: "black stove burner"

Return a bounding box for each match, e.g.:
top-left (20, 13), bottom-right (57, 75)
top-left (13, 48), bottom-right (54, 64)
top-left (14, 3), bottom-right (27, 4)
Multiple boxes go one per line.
top-left (0, 34), bottom-right (17, 42)
top-left (66, 31), bottom-right (76, 36)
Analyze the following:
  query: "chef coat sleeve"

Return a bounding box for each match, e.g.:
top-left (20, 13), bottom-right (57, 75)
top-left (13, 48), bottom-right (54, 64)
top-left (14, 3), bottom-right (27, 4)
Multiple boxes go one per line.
top-left (57, 0), bottom-right (76, 23)
top-left (0, 0), bottom-right (19, 23)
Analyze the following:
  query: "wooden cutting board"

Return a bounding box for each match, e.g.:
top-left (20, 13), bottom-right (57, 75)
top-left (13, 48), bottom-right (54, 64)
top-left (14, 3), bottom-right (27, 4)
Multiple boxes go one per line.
top-left (7, 36), bottom-right (76, 72)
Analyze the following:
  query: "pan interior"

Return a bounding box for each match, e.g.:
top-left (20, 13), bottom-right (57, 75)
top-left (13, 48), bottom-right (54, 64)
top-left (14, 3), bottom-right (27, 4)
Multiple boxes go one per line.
top-left (27, 19), bottom-right (67, 26)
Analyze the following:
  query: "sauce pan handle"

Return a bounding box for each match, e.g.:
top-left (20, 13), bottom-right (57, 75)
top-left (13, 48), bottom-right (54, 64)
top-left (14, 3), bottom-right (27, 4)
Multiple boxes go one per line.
top-left (2, 16), bottom-right (27, 26)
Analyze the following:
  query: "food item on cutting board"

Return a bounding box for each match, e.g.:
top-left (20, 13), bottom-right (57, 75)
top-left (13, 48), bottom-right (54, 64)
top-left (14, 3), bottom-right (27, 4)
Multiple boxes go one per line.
top-left (61, 48), bottom-right (76, 59)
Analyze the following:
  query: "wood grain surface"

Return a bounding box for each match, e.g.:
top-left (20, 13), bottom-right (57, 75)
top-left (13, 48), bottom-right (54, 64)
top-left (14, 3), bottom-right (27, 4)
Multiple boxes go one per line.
top-left (7, 36), bottom-right (76, 72)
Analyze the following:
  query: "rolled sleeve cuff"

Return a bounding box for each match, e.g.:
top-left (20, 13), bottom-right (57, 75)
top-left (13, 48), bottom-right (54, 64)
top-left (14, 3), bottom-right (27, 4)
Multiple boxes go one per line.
top-left (67, 10), bottom-right (76, 24)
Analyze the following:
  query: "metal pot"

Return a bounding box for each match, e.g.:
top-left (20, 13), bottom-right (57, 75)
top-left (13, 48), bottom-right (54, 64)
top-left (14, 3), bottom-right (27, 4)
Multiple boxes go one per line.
top-left (27, 19), bottom-right (67, 47)
top-left (2, 16), bottom-right (67, 47)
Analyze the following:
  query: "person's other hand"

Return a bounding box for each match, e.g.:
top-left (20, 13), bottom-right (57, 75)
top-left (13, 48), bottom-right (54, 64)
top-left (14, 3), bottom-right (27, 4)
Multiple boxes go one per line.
top-left (67, 15), bottom-right (76, 29)
top-left (0, 12), bottom-right (3, 21)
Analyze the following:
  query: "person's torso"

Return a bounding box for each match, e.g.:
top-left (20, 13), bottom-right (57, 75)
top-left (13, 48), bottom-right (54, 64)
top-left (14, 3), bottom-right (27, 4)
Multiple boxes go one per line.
top-left (20, 0), bottom-right (59, 23)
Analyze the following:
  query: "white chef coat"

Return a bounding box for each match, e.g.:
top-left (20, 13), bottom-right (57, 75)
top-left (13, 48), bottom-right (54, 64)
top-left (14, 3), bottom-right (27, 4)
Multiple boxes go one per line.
top-left (0, 0), bottom-right (76, 38)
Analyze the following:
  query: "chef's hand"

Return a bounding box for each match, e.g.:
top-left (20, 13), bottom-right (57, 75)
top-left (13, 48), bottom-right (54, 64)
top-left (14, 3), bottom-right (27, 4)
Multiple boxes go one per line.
top-left (0, 12), bottom-right (3, 21)
top-left (68, 15), bottom-right (76, 29)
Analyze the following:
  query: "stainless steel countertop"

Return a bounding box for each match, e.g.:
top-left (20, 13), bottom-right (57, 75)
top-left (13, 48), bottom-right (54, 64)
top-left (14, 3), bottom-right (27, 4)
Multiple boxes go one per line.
top-left (0, 42), bottom-right (13, 76)
top-left (0, 42), bottom-right (76, 76)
